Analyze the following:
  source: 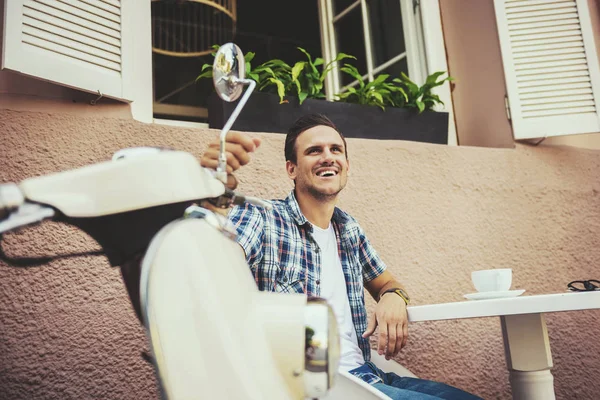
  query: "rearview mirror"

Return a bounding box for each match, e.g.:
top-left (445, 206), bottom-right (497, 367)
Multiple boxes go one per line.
top-left (213, 42), bottom-right (246, 102)
top-left (211, 43), bottom-right (256, 184)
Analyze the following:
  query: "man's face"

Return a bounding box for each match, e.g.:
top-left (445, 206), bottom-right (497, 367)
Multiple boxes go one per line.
top-left (286, 125), bottom-right (349, 200)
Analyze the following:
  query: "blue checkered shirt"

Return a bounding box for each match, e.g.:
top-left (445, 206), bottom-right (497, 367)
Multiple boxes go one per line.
top-left (228, 190), bottom-right (387, 383)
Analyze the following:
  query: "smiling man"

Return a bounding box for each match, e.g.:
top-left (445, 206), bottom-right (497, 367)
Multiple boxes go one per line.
top-left (201, 114), bottom-right (480, 400)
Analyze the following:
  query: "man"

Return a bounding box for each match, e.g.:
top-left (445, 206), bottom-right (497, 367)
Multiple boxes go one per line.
top-left (201, 114), bottom-right (480, 400)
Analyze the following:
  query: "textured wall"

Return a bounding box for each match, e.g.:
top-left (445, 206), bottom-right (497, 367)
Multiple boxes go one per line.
top-left (1, 109), bottom-right (599, 399)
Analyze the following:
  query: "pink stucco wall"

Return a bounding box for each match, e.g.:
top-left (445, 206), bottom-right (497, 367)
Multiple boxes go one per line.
top-left (1, 109), bottom-right (599, 399)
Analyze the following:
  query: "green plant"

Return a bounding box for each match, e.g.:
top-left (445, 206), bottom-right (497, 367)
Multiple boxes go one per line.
top-left (335, 67), bottom-right (452, 113)
top-left (289, 48), bottom-right (354, 104)
top-left (198, 45), bottom-right (452, 112)
top-left (390, 71), bottom-right (453, 112)
top-left (335, 64), bottom-right (404, 110)
top-left (250, 57), bottom-right (293, 102)
top-left (197, 46), bottom-right (353, 105)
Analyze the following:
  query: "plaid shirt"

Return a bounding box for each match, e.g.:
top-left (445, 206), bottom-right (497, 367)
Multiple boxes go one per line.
top-left (228, 190), bottom-right (387, 384)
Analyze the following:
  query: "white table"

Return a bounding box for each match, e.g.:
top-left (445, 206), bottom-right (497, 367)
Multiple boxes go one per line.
top-left (407, 291), bottom-right (600, 400)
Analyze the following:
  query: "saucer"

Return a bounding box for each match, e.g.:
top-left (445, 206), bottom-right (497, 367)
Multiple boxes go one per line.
top-left (463, 289), bottom-right (526, 300)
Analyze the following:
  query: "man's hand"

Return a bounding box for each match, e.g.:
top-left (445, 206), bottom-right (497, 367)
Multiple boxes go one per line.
top-left (200, 131), bottom-right (261, 189)
top-left (362, 292), bottom-right (409, 360)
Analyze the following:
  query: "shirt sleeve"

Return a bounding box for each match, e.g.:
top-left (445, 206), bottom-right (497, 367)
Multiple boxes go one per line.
top-left (227, 203), bottom-right (265, 268)
top-left (356, 225), bottom-right (388, 283)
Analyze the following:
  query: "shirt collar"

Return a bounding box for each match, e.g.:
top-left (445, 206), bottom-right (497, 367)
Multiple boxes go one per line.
top-left (284, 190), bottom-right (349, 229)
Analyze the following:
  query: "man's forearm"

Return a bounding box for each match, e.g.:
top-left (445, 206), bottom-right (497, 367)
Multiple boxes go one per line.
top-left (376, 280), bottom-right (406, 301)
top-left (365, 270), bottom-right (408, 302)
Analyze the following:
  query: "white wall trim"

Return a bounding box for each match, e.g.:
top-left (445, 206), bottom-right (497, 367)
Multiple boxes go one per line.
top-left (122, 0), bottom-right (153, 124)
top-left (153, 118), bottom-right (209, 129)
top-left (419, 0), bottom-right (457, 146)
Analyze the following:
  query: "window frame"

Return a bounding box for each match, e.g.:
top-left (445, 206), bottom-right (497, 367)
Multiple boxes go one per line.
top-left (318, 0), bottom-right (428, 99)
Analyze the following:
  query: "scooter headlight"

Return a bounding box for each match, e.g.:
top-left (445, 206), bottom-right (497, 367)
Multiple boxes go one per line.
top-left (304, 297), bottom-right (340, 398)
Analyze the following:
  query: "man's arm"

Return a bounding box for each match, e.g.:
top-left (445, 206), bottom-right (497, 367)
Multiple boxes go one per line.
top-left (227, 203), bottom-right (265, 268)
top-left (364, 269), bottom-right (407, 302)
top-left (363, 270), bottom-right (409, 359)
top-left (200, 131), bottom-right (261, 190)
top-left (199, 131), bottom-right (261, 215)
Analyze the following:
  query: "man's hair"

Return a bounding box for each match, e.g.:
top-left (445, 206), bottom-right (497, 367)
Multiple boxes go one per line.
top-left (284, 114), bottom-right (348, 163)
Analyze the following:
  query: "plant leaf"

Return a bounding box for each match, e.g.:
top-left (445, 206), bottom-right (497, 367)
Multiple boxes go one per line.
top-left (425, 71), bottom-right (446, 86)
top-left (321, 52), bottom-right (356, 81)
top-left (340, 64), bottom-right (364, 87)
top-left (298, 47), bottom-right (320, 76)
top-left (297, 47), bottom-right (313, 63)
top-left (292, 62), bottom-right (306, 81)
top-left (268, 77), bottom-right (287, 103)
top-left (365, 74), bottom-right (389, 90)
top-left (294, 78), bottom-right (301, 95)
top-left (196, 63), bottom-right (213, 81)
top-left (394, 87), bottom-right (408, 103)
top-left (209, 44), bottom-right (220, 56)
top-left (372, 91), bottom-right (384, 104)
top-left (299, 91), bottom-right (309, 104)
top-left (262, 67), bottom-right (276, 77)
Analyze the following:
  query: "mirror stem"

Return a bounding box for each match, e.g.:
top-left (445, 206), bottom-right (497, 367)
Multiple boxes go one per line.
top-left (217, 78), bottom-right (256, 184)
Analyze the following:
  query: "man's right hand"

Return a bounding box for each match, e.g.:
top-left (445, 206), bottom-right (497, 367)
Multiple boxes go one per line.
top-left (200, 131), bottom-right (261, 189)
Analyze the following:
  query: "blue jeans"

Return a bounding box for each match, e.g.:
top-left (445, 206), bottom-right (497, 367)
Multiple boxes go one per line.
top-left (349, 362), bottom-right (482, 400)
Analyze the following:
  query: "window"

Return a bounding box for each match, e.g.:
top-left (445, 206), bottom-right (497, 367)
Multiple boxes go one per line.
top-left (150, 0), bottom-right (322, 124)
top-left (494, 0), bottom-right (600, 140)
top-left (318, 0), bottom-right (428, 99)
top-left (151, 0), bottom-right (237, 123)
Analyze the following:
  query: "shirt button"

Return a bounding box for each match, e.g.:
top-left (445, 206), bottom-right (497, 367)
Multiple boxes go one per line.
top-left (282, 276), bottom-right (289, 284)
top-left (316, 280), bottom-right (320, 285)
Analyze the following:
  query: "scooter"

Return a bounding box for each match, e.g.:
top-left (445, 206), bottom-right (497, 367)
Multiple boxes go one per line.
top-left (0, 43), bottom-right (397, 400)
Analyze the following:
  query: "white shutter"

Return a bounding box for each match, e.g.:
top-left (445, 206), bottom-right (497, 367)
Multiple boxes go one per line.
top-left (494, 0), bottom-right (600, 140)
top-left (2, 0), bottom-right (131, 101)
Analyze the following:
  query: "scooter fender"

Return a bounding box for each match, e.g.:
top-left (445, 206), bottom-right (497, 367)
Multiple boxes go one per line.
top-left (139, 216), bottom-right (306, 400)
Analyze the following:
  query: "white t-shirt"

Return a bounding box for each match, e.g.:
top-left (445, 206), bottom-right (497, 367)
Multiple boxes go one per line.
top-left (311, 223), bottom-right (364, 372)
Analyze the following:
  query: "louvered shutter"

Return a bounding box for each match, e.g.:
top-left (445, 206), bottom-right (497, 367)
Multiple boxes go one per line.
top-left (2, 0), bottom-right (130, 101)
top-left (494, 0), bottom-right (600, 140)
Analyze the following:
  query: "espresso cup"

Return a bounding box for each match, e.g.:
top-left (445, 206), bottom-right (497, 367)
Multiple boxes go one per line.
top-left (471, 268), bottom-right (512, 292)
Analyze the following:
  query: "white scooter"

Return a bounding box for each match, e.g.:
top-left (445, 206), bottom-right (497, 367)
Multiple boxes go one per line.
top-left (0, 43), bottom-right (402, 400)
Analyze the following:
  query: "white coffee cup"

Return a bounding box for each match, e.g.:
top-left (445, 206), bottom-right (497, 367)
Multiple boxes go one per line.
top-left (471, 268), bottom-right (512, 292)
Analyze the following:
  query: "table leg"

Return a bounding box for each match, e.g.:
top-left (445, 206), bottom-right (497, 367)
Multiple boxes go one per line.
top-left (500, 313), bottom-right (555, 400)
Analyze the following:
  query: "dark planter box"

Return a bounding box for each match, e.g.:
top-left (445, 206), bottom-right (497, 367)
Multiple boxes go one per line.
top-left (208, 91), bottom-right (448, 144)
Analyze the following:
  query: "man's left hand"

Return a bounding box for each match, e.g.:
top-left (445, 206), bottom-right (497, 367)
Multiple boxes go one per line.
top-left (362, 293), bottom-right (408, 359)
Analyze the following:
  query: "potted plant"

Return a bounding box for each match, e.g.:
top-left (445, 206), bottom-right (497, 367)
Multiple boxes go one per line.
top-left (200, 47), bottom-right (452, 144)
